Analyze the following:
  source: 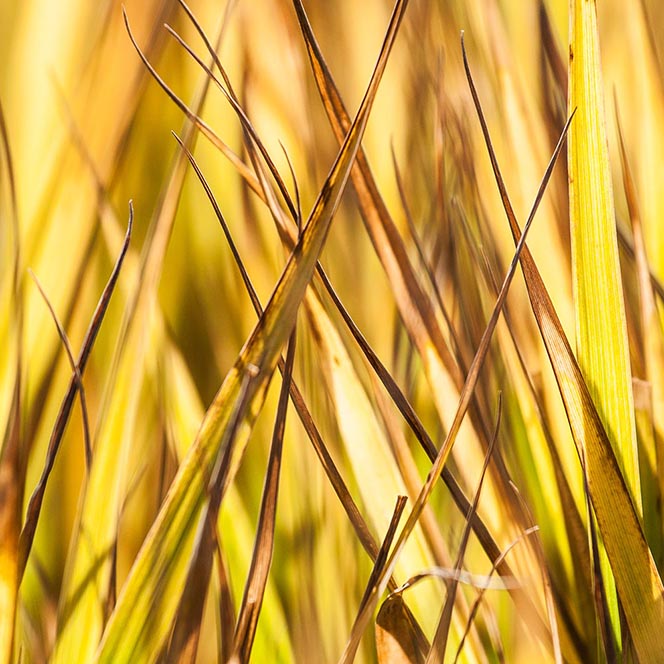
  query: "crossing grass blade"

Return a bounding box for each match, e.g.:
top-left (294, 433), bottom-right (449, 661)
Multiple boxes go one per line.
top-left (95, 3), bottom-right (409, 661)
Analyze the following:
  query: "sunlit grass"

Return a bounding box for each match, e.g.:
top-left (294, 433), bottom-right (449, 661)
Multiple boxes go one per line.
top-left (2, 0), bottom-right (664, 662)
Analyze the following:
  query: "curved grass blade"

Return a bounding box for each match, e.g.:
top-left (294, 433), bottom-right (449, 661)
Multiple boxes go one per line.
top-left (96, 4), bottom-right (408, 660)
top-left (18, 203), bottom-right (133, 583)
top-left (28, 270), bottom-right (92, 471)
top-left (464, 31), bottom-right (664, 664)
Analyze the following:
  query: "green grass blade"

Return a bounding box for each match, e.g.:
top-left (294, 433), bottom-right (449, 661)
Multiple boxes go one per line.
top-left (568, 0), bottom-right (639, 506)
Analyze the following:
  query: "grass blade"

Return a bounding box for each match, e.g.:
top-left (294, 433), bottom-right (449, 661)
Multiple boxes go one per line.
top-left (19, 204), bottom-right (133, 583)
top-left (568, 0), bottom-right (639, 504)
top-left (0, 99), bottom-right (21, 664)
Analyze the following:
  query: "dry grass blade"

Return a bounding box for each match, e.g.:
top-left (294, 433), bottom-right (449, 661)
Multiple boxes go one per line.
top-left (231, 332), bottom-right (296, 664)
top-left (97, 4), bottom-right (408, 660)
top-left (28, 270), bottom-right (92, 471)
top-left (463, 30), bottom-right (664, 663)
top-left (340, 496), bottom-right (409, 664)
top-left (376, 594), bottom-right (426, 664)
top-left (426, 396), bottom-right (502, 663)
top-left (18, 203), bottom-right (133, 582)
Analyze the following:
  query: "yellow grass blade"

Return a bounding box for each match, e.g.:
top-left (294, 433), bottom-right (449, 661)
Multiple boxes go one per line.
top-left (568, 0), bottom-right (640, 646)
top-left (95, 4), bottom-right (408, 661)
top-left (161, 338), bottom-right (294, 662)
top-left (568, 0), bottom-right (639, 505)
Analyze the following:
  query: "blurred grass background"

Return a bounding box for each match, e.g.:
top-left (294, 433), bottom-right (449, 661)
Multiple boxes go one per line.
top-left (2, 0), bottom-right (664, 662)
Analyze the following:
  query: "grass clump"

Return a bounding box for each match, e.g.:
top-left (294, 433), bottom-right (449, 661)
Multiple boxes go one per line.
top-left (2, 0), bottom-right (664, 662)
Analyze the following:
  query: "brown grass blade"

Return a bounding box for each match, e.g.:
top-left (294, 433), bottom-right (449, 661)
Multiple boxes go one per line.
top-left (231, 332), bottom-right (296, 664)
top-left (122, 8), bottom-right (262, 201)
top-left (376, 594), bottom-right (426, 664)
top-left (18, 203), bottom-right (133, 582)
